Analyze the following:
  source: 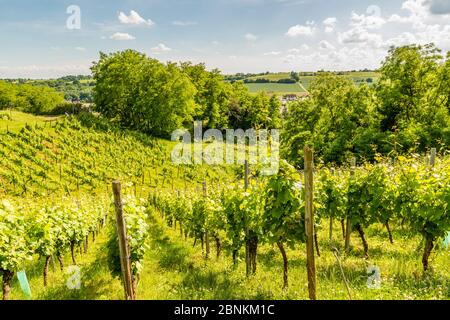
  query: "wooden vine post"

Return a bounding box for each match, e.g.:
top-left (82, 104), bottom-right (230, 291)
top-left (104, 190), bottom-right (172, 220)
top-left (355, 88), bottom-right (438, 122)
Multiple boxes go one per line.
top-left (304, 146), bottom-right (316, 300)
top-left (112, 180), bottom-right (135, 300)
top-left (345, 158), bottom-right (356, 255)
top-left (329, 168), bottom-right (335, 242)
top-left (422, 148), bottom-right (436, 271)
top-left (244, 160), bottom-right (250, 276)
top-left (203, 180), bottom-right (210, 259)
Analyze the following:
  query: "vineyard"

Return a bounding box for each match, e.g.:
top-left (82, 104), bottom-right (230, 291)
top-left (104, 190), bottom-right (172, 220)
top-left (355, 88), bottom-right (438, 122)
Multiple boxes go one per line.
top-left (0, 114), bottom-right (234, 196)
top-left (0, 113), bottom-right (449, 300)
top-left (147, 156), bottom-right (450, 294)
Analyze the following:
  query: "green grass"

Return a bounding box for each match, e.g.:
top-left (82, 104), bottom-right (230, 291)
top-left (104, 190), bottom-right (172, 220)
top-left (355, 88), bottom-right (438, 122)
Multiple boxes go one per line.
top-left (136, 215), bottom-right (450, 300)
top-left (0, 110), bottom-right (60, 132)
top-left (9, 230), bottom-right (123, 300)
top-left (9, 212), bottom-right (449, 300)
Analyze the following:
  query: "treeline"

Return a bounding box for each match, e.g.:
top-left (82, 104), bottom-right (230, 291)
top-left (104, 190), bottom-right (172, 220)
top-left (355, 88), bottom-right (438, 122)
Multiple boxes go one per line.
top-left (243, 78), bottom-right (297, 84)
top-left (2, 76), bottom-right (94, 103)
top-left (91, 50), bottom-right (281, 136)
top-left (0, 80), bottom-right (66, 114)
top-left (283, 44), bottom-right (450, 166)
top-left (224, 72), bottom-right (270, 82)
top-left (224, 70), bottom-right (378, 82)
top-left (35, 76), bottom-right (94, 103)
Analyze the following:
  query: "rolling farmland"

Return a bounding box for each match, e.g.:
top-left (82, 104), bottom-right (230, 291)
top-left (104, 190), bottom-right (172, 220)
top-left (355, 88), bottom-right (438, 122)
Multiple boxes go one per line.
top-left (240, 71), bottom-right (380, 94)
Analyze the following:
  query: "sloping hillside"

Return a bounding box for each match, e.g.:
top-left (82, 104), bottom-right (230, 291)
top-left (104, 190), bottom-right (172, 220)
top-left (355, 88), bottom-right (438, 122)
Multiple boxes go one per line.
top-left (0, 113), bottom-right (235, 197)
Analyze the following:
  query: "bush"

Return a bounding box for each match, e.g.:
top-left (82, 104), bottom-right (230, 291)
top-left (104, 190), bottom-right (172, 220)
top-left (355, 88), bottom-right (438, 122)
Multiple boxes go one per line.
top-left (45, 102), bottom-right (85, 115)
top-left (2, 82), bottom-right (65, 114)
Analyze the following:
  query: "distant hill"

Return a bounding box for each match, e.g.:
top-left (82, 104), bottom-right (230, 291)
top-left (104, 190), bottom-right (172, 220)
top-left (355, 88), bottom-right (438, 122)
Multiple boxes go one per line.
top-left (225, 70), bottom-right (380, 95)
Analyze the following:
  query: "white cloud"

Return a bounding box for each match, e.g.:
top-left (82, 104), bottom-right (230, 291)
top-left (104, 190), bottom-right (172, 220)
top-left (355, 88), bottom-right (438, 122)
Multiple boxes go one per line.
top-left (263, 51), bottom-right (282, 56)
top-left (388, 14), bottom-right (412, 23)
top-left (110, 32), bottom-right (136, 40)
top-left (300, 44), bottom-right (310, 51)
top-left (212, 41), bottom-right (221, 45)
top-left (75, 47), bottom-right (86, 52)
top-left (287, 44), bottom-right (310, 54)
top-left (319, 40), bottom-right (335, 50)
top-left (283, 54), bottom-right (297, 63)
top-left (287, 48), bottom-right (301, 54)
top-left (323, 17), bottom-right (337, 33)
top-left (415, 23), bottom-right (450, 48)
top-left (118, 10), bottom-right (154, 26)
top-left (338, 27), bottom-right (383, 48)
top-left (385, 0), bottom-right (450, 50)
top-left (384, 32), bottom-right (418, 48)
top-left (350, 11), bottom-right (386, 29)
top-left (245, 33), bottom-right (259, 41)
top-left (0, 64), bottom-right (90, 79)
top-left (172, 21), bottom-right (198, 26)
top-left (285, 21), bottom-right (315, 37)
top-left (388, 0), bottom-right (429, 27)
top-left (151, 43), bottom-right (172, 54)
top-left (282, 46), bottom-right (383, 71)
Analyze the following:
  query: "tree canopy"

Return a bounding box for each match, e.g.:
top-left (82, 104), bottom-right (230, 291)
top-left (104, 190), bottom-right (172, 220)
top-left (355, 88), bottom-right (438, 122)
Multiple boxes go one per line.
top-left (0, 80), bottom-right (64, 114)
top-left (282, 43), bottom-right (450, 167)
top-left (91, 50), bottom-right (282, 136)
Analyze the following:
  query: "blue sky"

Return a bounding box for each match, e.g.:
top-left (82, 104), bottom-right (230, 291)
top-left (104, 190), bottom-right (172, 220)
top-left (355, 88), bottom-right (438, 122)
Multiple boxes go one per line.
top-left (1, 0), bottom-right (450, 78)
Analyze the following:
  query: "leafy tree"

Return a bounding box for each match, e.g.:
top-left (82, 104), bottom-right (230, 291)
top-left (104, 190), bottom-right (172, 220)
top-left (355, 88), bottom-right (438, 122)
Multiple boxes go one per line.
top-left (0, 81), bottom-right (64, 114)
top-left (268, 94), bottom-right (282, 129)
top-left (282, 73), bottom-right (375, 166)
top-left (376, 44), bottom-right (442, 131)
top-left (0, 81), bottom-right (15, 110)
top-left (92, 50), bottom-right (196, 136)
top-left (376, 44), bottom-right (450, 151)
top-left (180, 62), bottom-right (230, 129)
top-left (290, 71), bottom-right (300, 82)
top-left (227, 81), bottom-right (252, 129)
top-left (14, 84), bottom-right (64, 114)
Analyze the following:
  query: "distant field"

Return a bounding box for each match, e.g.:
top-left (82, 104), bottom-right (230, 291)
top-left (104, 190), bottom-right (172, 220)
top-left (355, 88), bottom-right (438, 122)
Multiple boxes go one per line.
top-left (248, 72), bottom-right (291, 81)
top-left (242, 71), bottom-right (380, 94)
top-left (245, 82), bottom-right (305, 94)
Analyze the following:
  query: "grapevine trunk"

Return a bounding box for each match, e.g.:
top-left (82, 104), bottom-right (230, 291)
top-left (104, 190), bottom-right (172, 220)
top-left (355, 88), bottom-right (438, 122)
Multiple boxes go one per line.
top-left (2, 270), bottom-right (14, 300)
top-left (44, 255), bottom-right (51, 287)
top-left (385, 221), bottom-right (394, 244)
top-left (422, 237), bottom-right (434, 272)
top-left (314, 233), bottom-right (321, 257)
top-left (355, 224), bottom-right (369, 259)
top-left (277, 242), bottom-right (289, 289)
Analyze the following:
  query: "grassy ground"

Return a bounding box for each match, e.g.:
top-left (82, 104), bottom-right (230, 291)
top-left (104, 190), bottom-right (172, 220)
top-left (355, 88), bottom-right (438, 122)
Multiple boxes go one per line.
top-left (138, 215), bottom-right (450, 300)
top-left (9, 227), bottom-right (122, 300)
top-left (9, 211), bottom-right (449, 300)
top-left (0, 110), bottom-right (60, 132)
